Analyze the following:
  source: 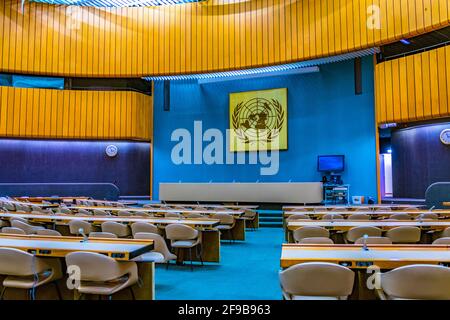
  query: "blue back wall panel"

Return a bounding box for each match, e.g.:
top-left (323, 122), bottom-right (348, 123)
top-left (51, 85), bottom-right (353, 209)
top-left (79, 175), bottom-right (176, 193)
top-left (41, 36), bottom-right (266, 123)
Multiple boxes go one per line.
top-left (153, 57), bottom-right (377, 201)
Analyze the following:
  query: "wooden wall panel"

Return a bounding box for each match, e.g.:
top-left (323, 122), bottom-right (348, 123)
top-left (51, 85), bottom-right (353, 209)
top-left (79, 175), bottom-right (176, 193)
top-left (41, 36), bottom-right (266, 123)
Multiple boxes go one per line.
top-left (0, 87), bottom-right (153, 141)
top-left (0, 0), bottom-right (449, 77)
top-left (375, 45), bottom-right (450, 124)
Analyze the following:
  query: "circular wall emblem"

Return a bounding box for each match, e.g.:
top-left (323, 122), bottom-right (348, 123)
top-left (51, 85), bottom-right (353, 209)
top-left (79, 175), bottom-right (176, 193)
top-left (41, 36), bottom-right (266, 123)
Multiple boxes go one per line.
top-left (231, 97), bottom-right (285, 144)
top-left (440, 129), bottom-right (450, 145)
top-left (105, 145), bottom-right (118, 157)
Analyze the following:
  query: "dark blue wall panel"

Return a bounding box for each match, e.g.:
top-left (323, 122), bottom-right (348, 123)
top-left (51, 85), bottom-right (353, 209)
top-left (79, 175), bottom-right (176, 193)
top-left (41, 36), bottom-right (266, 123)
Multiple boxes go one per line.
top-left (152, 57), bottom-right (377, 200)
top-left (392, 122), bottom-right (450, 199)
top-left (0, 139), bottom-right (150, 197)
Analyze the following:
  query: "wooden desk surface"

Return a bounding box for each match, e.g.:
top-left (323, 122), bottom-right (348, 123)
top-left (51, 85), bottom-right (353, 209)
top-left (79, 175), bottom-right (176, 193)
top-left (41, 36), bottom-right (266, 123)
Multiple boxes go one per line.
top-left (147, 203), bottom-right (258, 210)
top-left (281, 243), bottom-right (450, 268)
top-left (0, 212), bottom-right (221, 228)
top-left (283, 204), bottom-right (425, 211)
top-left (284, 210), bottom-right (450, 217)
top-left (82, 199), bottom-right (138, 206)
top-left (444, 202), bottom-right (450, 207)
top-left (14, 196), bottom-right (89, 203)
top-left (70, 206), bottom-right (244, 216)
top-left (287, 220), bottom-right (450, 231)
top-left (4, 200), bottom-right (59, 208)
top-left (0, 234), bottom-right (153, 261)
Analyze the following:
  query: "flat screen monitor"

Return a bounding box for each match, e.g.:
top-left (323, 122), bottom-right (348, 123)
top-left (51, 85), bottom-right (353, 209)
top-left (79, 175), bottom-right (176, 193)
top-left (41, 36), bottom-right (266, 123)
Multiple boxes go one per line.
top-left (317, 155), bottom-right (345, 173)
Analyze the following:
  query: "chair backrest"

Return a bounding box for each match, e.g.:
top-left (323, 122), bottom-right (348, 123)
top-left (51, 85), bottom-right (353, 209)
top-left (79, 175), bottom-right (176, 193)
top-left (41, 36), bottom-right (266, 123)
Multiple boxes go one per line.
top-left (322, 213), bottom-right (344, 220)
top-left (89, 232), bottom-right (118, 239)
top-left (286, 214), bottom-right (311, 221)
top-left (386, 226), bottom-right (421, 243)
top-left (10, 217), bottom-right (29, 224)
top-left (3, 202), bottom-right (16, 211)
top-left (0, 247), bottom-right (49, 275)
top-left (1, 227), bottom-right (26, 235)
top-left (416, 213), bottom-right (438, 220)
top-left (279, 262), bottom-right (354, 298)
top-left (101, 221), bottom-right (130, 237)
top-left (77, 209), bottom-right (92, 216)
top-left (65, 251), bottom-right (136, 282)
top-left (165, 224), bottom-right (198, 241)
top-left (58, 207), bottom-right (73, 214)
top-left (381, 264), bottom-right (450, 299)
top-left (117, 211), bottom-right (133, 217)
top-left (293, 226), bottom-right (329, 242)
top-left (134, 232), bottom-right (174, 260)
top-left (68, 220), bottom-right (92, 235)
top-left (131, 222), bottom-right (159, 236)
top-left (186, 213), bottom-right (204, 219)
top-left (93, 209), bottom-right (110, 216)
top-left (389, 213), bottom-right (412, 220)
top-left (375, 207), bottom-right (391, 211)
top-left (348, 214), bottom-right (371, 221)
top-left (133, 211), bottom-right (152, 217)
top-left (298, 237), bottom-right (334, 244)
top-left (36, 229), bottom-right (62, 236)
top-left (354, 236), bottom-right (392, 245)
top-left (213, 213), bottom-right (234, 225)
top-left (165, 212), bottom-right (182, 219)
top-left (243, 210), bottom-right (256, 218)
top-left (442, 227), bottom-right (450, 238)
top-left (432, 237), bottom-right (450, 245)
top-left (346, 226), bottom-right (382, 243)
top-left (10, 220), bottom-right (36, 234)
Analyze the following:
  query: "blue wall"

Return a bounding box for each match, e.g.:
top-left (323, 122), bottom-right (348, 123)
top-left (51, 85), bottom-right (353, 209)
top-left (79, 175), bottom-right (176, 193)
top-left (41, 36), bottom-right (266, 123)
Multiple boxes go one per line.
top-left (153, 57), bottom-right (377, 201)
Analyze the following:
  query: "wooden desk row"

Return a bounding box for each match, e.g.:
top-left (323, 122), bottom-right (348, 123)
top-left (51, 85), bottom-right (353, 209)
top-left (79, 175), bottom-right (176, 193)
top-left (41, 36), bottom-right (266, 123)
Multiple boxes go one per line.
top-left (147, 203), bottom-right (258, 210)
top-left (283, 204), bottom-right (425, 211)
top-left (0, 234), bottom-right (154, 300)
top-left (70, 206), bottom-right (245, 216)
top-left (285, 220), bottom-right (450, 243)
top-left (0, 212), bottom-right (245, 263)
top-left (284, 210), bottom-right (450, 219)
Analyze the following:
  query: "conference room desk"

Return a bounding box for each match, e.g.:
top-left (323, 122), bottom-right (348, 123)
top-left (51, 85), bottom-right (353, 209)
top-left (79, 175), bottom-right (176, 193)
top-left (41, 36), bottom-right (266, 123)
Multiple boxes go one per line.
top-left (0, 234), bottom-right (154, 300)
top-left (5, 200), bottom-right (59, 209)
top-left (444, 202), bottom-right (450, 207)
top-left (0, 213), bottom-right (223, 262)
top-left (70, 206), bottom-right (248, 241)
top-left (280, 243), bottom-right (450, 299)
top-left (283, 210), bottom-right (450, 219)
top-left (14, 196), bottom-right (90, 204)
top-left (147, 203), bottom-right (258, 210)
top-left (283, 204), bottom-right (425, 211)
top-left (81, 199), bottom-right (138, 206)
top-left (286, 220), bottom-right (450, 243)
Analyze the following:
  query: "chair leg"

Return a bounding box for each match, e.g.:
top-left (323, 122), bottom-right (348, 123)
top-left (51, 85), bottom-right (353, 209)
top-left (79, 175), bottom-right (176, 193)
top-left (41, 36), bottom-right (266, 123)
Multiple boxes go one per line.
top-left (197, 244), bottom-right (204, 266)
top-left (129, 287), bottom-right (136, 300)
top-left (189, 247), bottom-right (193, 271)
top-left (53, 282), bottom-right (62, 300)
top-left (0, 287), bottom-right (7, 300)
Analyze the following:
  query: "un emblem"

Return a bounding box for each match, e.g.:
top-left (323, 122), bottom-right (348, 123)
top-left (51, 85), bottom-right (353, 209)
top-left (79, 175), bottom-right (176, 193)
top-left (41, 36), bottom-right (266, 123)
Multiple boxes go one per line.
top-left (232, 97), bottom-right (285, 145)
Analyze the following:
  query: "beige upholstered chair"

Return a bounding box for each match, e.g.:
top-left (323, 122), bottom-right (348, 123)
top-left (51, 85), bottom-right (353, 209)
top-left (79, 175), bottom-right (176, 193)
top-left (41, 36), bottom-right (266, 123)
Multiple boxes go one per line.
top-left (375, 207), bottom-right (391, 211)
top-left (279, 262), bottom-right (355, 300)
top-left (389, 213), bottom-right (412, 220)
top-left (1, 227), bottom-right (26, 235)
top-left (10, 220), bottom-right (45, 235)
top-left (93, 209), bottom-right (110, 216)
top-left (68, 220), bottom-right (92, 235)
top-left (214, 214), bottom-right (236, 242)
top-left (286, 214), bottom-right (311, 221)
top-left (442, 227), bottom-right (450, 238)
top-left (386, 226), bottom-right (421, 243)
top-left (117, 211), bottom-right (133, 217)
top-left (432, 237), bottom-right (450, 245)
top-left (298, 237), bottom-right (334, 244)
top-left (89, 232), bottom-right (118, 239)
top-left (186, 213), bottom-right (204, 219)
top-left (16, 204), bottom-right (32, 212)
top-left (403, 207), bottom-right (420, 211)
top-left (293, 226), bottom-right (330, 243)
top-left (241, 210), bottom-right (257, 230)
top-left (65, 252), bottom-right (138, 300)
top-left (143, 204), bottom-right (156, 208)
top-left (132, 211), bottom-right (153, 217)
top-left (346, 226), bottom-right (382, 243)
top-left (3, 202), bottom-right (16, 211)
top-left (377, 264), bottom-right (450, 300)
top-left (354, 236), bottom-right (392, 245)
top-left (131, 222), bottom-right (160, 237)
top-left (36, 229), bottom-right (62, 236)
top-left (165, 224), bottom-right (203, 270)
top-left (165, 212), bottom-right (183, 219)
top-left (348, 214), bottom-right (371, 220)
top-left (57, 207), bottom-right (72, 214)
top-left (31, 205), bottom-right (45, 213)
top-left (133, 232), bottom-right (177, 265)
top-left (416, 213), bottom-right (438, 220)
top-left (0, 248), bottom-right (63, 300)
top-left (322, 213), bottom-right (344, 220)
top-left (101, 221), bottom-right (130, 238)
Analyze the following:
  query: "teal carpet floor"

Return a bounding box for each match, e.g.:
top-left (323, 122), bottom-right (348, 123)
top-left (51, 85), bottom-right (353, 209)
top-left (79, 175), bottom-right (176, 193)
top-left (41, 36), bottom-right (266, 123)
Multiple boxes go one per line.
top-left (154, 228), bottom-right (284, 300)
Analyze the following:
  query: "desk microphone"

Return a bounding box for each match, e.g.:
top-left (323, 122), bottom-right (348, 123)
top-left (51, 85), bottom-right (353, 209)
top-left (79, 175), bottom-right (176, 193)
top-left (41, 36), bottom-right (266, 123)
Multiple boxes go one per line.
top-left (79, 228), bottom-right (89, 243)
top-left (429, 206), bottom-right (435, 212)
top-left (362, 234), bottom-right (369, 251)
